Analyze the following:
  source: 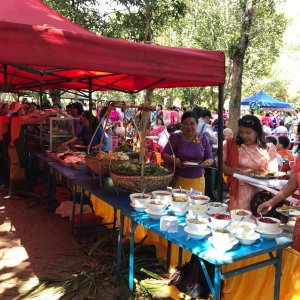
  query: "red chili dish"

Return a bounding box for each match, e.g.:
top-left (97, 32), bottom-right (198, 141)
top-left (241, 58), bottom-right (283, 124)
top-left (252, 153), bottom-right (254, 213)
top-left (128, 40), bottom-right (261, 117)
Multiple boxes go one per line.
top-left (211, 213), bottom-right (231, 220)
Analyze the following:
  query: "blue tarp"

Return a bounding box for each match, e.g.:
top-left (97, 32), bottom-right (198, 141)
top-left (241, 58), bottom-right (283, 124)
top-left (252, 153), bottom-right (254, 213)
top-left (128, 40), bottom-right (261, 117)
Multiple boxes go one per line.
top-left (241, 91), bottom-right (292, 108)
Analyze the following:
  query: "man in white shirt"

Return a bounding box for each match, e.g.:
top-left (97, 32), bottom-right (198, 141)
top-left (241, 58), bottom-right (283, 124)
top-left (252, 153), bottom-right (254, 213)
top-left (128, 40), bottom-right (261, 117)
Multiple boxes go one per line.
top-left (196, 109), bottom-right (218, 148)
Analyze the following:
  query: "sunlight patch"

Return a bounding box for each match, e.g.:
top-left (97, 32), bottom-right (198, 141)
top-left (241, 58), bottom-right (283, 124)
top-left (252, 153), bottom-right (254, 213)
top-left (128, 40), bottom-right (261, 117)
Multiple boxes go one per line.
top-left (0, 246), bottom-right (29, 269)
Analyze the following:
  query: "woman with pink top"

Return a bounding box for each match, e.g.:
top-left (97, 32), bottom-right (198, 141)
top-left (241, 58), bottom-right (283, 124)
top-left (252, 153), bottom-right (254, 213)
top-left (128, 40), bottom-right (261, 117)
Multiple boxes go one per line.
top-left (108, 107), bottom-right (123, 151)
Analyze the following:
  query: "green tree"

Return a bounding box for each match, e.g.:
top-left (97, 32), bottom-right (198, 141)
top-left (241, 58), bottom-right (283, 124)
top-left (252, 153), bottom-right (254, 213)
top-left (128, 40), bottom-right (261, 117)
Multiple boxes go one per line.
top-left (44, 0), bottom-right (106, 32)
top-left (160, 0), bottom-right (287, 131)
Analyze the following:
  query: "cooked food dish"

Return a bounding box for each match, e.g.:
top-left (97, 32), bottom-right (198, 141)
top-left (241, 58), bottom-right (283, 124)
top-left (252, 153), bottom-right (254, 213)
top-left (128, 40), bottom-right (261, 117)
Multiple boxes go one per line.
top-left (248, 170), bottom-right (276, 177)
top-left (188, 219), bottom-right (206, 224)
top-left (232, 210), bottom-right (249, 216)
top-left (258, 217), bottom-right (278, 224)
top-left (173, 196), bottom-right (188, 202)
top-left (211, 213), bottom-right (231, 220)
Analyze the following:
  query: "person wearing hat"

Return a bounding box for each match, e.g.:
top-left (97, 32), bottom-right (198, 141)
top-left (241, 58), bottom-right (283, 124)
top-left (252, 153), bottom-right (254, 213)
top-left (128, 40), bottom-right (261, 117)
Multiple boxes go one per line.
top-left (6, 102), bottom-right (51, 199)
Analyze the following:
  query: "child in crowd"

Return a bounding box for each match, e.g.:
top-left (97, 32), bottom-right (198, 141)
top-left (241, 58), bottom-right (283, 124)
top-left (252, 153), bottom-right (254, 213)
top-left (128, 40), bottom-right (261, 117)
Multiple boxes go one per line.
top-left (277, 136), bottom-right (294, 160)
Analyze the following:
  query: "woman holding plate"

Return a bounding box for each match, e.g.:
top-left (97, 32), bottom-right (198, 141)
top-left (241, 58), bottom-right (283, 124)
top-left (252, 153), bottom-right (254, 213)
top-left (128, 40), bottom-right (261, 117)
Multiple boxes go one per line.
top-left (162, 111), bottom-right (213, 193)
top-left (223, 114), bottom-right (278, 211)
top-left (258, 122), bottom-right (300, 251)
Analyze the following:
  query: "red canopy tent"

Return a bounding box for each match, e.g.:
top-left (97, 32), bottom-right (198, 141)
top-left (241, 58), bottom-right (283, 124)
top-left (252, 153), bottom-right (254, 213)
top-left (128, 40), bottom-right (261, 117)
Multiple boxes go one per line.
top-left (0, 0), bottom-right (225, 93)
top-left (0, 0), bottom-right (226, 201)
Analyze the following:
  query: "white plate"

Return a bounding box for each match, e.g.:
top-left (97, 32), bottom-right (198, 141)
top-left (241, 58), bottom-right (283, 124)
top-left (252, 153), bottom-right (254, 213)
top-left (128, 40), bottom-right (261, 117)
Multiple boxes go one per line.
top-left (184, 226), bottom-right (211, 240)
top-left (208, 236), bottom-right (239, 252)
top-left (276, 207), bottom-right (300, 216)
top-left (130, 203), bottom-right (146, 212)
top-left (256, 227), bottom-right (283, 239)
top-left (145, 208), bottom-right (168, 220)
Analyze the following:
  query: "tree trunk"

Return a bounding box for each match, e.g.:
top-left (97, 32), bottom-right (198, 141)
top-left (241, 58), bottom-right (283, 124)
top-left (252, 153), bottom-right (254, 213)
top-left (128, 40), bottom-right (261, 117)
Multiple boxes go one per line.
top-left (229, 0), bottom-right (254, 135)
top-left (144, 0), bottom-right (152, 43)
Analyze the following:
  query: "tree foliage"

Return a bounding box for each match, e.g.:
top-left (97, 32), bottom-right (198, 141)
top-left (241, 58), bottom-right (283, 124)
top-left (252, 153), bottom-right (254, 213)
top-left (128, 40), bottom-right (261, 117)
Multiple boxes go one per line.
top-left (44, 0), bottom-right (106, 32)
top-left (44, 0), bottom-right (288, 114)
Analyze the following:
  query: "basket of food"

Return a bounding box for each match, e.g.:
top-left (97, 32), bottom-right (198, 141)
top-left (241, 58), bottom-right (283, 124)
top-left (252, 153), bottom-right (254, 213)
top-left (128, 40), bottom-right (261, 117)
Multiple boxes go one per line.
top-left (84, 151), bottom-right (110, 175)
top-left (109, 160), bottom-right (174, 193)
top-left (73, 161), bottom-right (88, 171)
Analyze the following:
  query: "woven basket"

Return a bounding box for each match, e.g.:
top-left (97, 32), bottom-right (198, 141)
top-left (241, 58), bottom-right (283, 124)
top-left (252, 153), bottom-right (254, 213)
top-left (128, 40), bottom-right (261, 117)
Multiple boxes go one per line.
top-left (84, 156), bottom-right (110, 175)
top-left (109, 170), bottom-right (174, 193)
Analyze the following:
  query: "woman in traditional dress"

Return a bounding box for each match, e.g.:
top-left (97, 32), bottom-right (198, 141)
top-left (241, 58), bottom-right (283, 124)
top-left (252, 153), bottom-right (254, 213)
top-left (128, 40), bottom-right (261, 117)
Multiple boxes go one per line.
top-left (258, 122), bottom-right (300, 252)
top-left (223, 114), bottom-right (278, 210)
top-left (162, 111), bottom-right (213, 193)
top-left (7, 102), bottom-right (50, 199)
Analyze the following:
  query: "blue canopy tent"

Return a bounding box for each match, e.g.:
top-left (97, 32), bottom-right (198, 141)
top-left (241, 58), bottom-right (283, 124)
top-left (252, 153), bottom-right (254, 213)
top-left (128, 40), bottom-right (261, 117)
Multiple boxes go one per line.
top-left (241, 91), bottom-right (292, 109)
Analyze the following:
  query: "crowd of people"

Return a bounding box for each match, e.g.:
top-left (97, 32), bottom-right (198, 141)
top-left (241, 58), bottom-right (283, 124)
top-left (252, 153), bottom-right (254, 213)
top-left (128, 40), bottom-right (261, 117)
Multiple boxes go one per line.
top-left (1, 98), bottom-right (300, 211)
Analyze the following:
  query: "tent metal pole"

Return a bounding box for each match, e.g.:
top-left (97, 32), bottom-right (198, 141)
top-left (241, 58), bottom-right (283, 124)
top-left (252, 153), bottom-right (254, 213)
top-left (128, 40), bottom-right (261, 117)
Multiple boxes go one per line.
top-left (39, 88), bottom-right (43, 106)
top-left (88, 77), bottom-right (93, 140)
top-left (3, 64), bottom-right (8, 92)
top-left (217, 84), bottom-right (224, 202)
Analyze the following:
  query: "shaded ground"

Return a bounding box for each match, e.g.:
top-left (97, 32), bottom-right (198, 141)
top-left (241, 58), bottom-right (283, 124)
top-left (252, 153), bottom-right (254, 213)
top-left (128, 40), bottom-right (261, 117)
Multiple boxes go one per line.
top-left (0, 194), bottom-right (103, 299)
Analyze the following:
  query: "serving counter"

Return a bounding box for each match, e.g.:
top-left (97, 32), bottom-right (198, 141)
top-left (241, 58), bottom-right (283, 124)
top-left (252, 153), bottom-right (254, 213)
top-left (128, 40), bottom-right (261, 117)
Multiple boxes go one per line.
top-left (32, 151), bottom-right (300, 299)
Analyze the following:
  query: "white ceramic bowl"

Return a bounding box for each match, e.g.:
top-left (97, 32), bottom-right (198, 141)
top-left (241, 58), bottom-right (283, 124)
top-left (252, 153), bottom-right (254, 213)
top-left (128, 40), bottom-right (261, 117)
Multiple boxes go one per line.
top-left (256, 217), bottom-right (280, 233)
top-left (130, 193), bottom-right (151, 206)
top-left (188, 205), bottom-right (208, 217)
top-left (211, 227), bottom-right (235, 241)
top-left (236, 232), bottom-right (260, 245)
top-left (130, 203), bottom-right (146, 213)
top-left (169, 205), bottom-right (188, 217)
top-left (210, 213), bottom-right (232, 228)
top-left (172, 196), bottom-right (189, 209)
top-left (146, 200), bottom-right (169, 213)
top-left (172, 189), bottom-right (190, 198)
top-left (186, 217), bottom-right (209, 233)
top-left (184, 226), bottom-right (211, 240)
top-left (231, 221), bottom-right (257, 236)
top-left (172, 210), bottom-right (187, 217)
top-left (208, 202), bottom-right (228, 214)
top-left (208, 236), bottom-right (239, 252)
top-left (145, 209), bottom-right (167, 220)
top-left (190, 194), bottom-right (210, 205)
top-left (230, 209), bottom-right (252, 221)
top-left (152, 190), bottom-right (172, 201)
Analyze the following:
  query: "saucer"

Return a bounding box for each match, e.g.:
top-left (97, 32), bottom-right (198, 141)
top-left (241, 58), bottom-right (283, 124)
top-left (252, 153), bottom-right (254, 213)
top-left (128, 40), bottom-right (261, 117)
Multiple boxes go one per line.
top-left (130, 203), bottom-right (146, 212)
top-left (208, 236), bottom-right (239, 252)
top-left (256, 227), bottom-right (283, 239)
top-left (145, 208), bottom-right (168, 220)
top-left (184, 226), bottom-right (211, 240)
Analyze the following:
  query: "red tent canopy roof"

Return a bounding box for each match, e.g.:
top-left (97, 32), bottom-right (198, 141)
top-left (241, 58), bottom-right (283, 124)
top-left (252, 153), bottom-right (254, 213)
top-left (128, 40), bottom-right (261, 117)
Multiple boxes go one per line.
top-left (0, 0), bottom-right (226, 93)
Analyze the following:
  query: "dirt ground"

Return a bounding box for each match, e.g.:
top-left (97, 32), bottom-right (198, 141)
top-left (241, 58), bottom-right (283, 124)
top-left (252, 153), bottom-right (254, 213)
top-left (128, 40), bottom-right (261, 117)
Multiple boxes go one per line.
top-left (0, 194), bottom-right (98, 300)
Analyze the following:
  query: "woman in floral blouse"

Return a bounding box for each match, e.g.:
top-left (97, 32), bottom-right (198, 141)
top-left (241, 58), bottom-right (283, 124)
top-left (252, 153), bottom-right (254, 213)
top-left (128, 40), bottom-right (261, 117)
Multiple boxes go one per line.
top-left (162, 111), bottom-right (213, 193)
